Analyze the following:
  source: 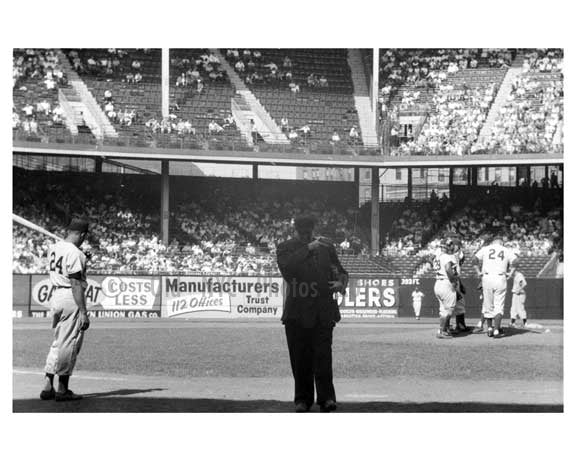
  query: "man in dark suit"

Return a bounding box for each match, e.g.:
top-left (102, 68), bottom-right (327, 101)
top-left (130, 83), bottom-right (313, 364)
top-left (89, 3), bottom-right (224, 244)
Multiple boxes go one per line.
top-left (276, 215), bottom-right (348, 412)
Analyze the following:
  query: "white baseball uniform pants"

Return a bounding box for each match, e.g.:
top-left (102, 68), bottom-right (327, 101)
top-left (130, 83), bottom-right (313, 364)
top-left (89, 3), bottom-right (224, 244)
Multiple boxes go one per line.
top-left (413, 301), bottom-right (421, 317)
top-left (511, 293), bottom-right (527, 319)
top-left (434, 279), bottom-right (456, 317)
top-left (44, 288), bottom-right (85, 376)
top-left (481, 274), bottom-right (507, 319)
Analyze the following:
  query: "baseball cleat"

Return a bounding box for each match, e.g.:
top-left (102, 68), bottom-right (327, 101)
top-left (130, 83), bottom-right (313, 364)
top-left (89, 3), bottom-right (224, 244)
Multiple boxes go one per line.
top-left (493, 329), bottom-right (505, 338)
top-left (487, 327), bottom-right (494, 337)
top-left (436, 331), bottom-right (453, 339)
top-left (55, 390), bottom-right (83, 402)
top-left (40, 389), bottom-right (55, 400)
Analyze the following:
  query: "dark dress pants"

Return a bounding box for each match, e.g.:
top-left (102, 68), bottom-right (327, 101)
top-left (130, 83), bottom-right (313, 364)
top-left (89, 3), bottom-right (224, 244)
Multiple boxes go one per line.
top-left (284, 319), bottom-right (336, 407)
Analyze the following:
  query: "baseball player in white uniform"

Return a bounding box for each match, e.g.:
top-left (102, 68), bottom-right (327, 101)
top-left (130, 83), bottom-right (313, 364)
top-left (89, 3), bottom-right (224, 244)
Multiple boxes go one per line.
top-left (433, 239), bottom-right (459, 338)
top-left (510, 269), bottom-right (528, 327)
top-left (411, 287), bottom-right (424, 320)
top-left (40, 219), bottom-right (91, 401)
top-left (473, 236), bottom-right (517, 338)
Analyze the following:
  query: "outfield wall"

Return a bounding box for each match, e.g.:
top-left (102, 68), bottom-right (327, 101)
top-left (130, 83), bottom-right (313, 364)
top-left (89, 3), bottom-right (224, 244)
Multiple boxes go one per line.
top-left (12, 274), bottom-right (563, 320)
top-left (395, 278), bottom-right (563, 320)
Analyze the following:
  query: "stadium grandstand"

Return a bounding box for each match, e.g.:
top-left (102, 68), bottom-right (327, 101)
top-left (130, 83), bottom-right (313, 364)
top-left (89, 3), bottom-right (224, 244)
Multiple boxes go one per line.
top-left (13, 48), bottom-right (563, 282)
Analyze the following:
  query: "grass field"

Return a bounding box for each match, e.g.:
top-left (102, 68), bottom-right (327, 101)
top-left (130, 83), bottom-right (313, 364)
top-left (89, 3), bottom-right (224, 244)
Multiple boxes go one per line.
top-left (12, 318), bottom-right (563, 412)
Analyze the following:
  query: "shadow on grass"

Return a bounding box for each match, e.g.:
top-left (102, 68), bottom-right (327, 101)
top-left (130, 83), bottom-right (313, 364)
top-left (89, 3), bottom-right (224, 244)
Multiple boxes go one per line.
top-left (82, 388), bottom-right (165, 398)
top-left (460, 327), bottom-right (534, 339)
top-left (13, 397), bottom-right (563, 413)
top-left (495, 327), bottom-right (534, 338)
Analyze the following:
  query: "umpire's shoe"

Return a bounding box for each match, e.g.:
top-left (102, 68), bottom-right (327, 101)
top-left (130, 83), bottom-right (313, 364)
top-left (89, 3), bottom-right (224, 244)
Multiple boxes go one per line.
top-left (294, 401), bottom-right (310, 413)
top-left (320, 400), bottom-right (337, 412)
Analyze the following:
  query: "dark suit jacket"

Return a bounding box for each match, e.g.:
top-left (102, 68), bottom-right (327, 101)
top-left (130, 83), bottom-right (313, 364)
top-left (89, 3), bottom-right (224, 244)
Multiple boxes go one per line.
top-left (277, 238), bottom-right (349, 328)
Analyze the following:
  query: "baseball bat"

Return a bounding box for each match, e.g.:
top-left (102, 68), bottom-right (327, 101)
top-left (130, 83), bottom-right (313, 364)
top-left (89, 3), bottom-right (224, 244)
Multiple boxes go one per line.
top-left (12, 214), bottom-right (63, 241)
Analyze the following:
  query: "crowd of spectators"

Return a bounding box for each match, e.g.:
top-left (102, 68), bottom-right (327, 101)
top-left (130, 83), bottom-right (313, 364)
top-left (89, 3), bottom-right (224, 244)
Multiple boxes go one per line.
top-left (227, 49), bottom-right (296, 88)
top-left (379, 49), bottom-right (513, 108)
top-left (172, 51), bottom-right (226, 91)
top-left (394, 82), bottom-right (497, 156)
top-left (12, 173), bottom-right (365, 275)
top-left (381, 187), bottom-right (562, 259)
top-left (142, 110), bottom-right (236, 141)
top-left (69, 48), bottom-right (155, 82)
top-left (15, 99), bottom-right (65, 128)
top-left (13, 49), bottom-right (69, 140)
top-left (379, 48), bottom-right (563, 157)
top-left (475, 67), bottom-right (563, 154)
top-left (382, 193), bottom-right (451, 255)
top-left (279, 117), bottom-right (361, 148)
top-left (521, 49), bottom-right (563, 73)
top-left (102, 91), bottom-right (139, 128)
top-left (13, 169), bottom-right (561, 277)
top-left (13, 49), bottom-right (68, 89)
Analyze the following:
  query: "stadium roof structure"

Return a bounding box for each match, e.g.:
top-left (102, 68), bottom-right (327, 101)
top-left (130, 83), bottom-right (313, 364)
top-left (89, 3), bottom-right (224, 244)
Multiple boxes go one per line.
top-left (13, 140), bottom-right (563, 168)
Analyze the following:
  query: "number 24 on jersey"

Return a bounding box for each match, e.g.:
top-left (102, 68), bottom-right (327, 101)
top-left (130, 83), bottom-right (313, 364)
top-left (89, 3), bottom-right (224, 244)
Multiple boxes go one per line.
top-left (488, 249), bottom-right (505, 260)
top-left (49, 252), bottom-right (64, 274)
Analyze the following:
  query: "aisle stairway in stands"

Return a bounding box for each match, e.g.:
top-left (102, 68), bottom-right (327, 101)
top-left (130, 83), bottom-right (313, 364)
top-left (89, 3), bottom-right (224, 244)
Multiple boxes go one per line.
top-left (209, 49), bottom-right (289, 145)
top-left (168, 49), bottom-right (244, 149)
top-left (56, 50), bottom-right (118, 141)
top-left (473, 66), bottom-right (524, 150)
top-left (347, 49), bottom-right (379, 147)
top-left (231, 93), bottom-right (259, 146)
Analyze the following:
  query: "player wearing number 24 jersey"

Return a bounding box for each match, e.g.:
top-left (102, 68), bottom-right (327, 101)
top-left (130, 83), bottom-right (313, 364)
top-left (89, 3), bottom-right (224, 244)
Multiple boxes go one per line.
top-left (49, 241), bottom-right (88, 288)
top-left (41, 218), bottom-right (91, 402)
top-left (473, 237), bottom-right (517, 338)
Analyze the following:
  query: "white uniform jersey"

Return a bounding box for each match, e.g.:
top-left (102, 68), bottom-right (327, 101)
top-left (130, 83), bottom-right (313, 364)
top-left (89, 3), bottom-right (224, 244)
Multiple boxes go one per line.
top-left (48, 241), bottom-right (87, 288)
top-left (512, 272), bottom-right (527, 294)
top-left (412, 291), bottom-right (424, 303)
top-left (475, 243), bottom-right (516, 276)
top-left (434, 252), bottom-right (454, 280)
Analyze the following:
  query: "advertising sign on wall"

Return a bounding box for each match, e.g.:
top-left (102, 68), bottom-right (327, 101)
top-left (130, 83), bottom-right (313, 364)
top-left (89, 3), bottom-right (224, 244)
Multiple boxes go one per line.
top-left (30, 275), bottom-right (161, 318)
top-left (13, 274), bottom-right (31, 318)
top-left (14, 274), bottom-right (563, 320)
top-left (161, 276), bottom-right (284, 319)
top-left (336, 277), bottom-right (399, 318)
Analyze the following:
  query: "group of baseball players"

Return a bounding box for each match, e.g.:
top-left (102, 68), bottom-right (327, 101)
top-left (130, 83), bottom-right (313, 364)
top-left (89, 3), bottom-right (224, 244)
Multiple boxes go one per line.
top-left (431, 235), bottom-right (528, 339)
